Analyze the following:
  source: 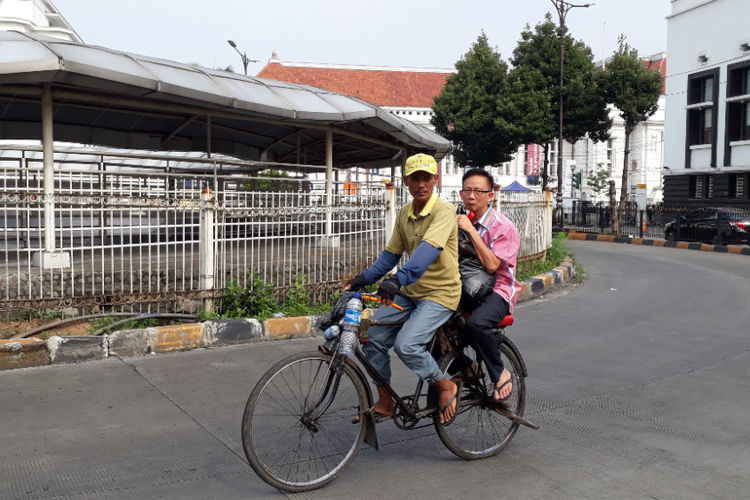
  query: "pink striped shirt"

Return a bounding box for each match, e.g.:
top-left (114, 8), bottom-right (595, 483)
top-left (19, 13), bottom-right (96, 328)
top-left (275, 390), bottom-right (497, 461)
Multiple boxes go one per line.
top-left (473, 207), bottom-right (522, 313)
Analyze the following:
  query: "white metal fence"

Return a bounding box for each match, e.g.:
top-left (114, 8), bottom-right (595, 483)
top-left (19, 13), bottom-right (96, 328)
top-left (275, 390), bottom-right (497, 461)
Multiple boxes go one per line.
top-left (0, 147), bottom-right (551, 316)
top-left (492, 190), bottom-right (553, 261)
top-left (394, 187), bottom-right (553, 261)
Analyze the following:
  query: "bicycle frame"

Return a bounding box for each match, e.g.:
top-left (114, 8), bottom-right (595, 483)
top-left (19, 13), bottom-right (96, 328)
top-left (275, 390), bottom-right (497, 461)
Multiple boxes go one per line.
top-left (353, 339), bottom-right (430, 420)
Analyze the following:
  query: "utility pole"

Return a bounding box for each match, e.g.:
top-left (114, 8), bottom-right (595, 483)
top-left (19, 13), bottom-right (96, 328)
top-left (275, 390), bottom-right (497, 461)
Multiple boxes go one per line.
top-left (550, 0), bottom-right (594, 226)
top-left (227, 40), bottom-right (258, 75)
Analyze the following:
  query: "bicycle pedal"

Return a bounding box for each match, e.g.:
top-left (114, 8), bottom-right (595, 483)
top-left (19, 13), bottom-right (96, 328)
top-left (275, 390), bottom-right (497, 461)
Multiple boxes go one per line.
top-left (352, 409), bottom-right (394, 424)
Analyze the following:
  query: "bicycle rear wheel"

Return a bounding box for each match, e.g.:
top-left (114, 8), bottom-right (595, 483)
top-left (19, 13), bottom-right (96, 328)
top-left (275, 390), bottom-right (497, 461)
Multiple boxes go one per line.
top-left (241, 351), bottom-right (368, 492)
top-left (434, 341), bottom-right (526, 460)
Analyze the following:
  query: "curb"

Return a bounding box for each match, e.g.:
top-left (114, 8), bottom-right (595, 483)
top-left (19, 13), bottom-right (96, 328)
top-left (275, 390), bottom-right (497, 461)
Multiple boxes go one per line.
top-left (0, 258), bottom-right (575, 371)
top-left (567, 231), bottom-right (750, 255)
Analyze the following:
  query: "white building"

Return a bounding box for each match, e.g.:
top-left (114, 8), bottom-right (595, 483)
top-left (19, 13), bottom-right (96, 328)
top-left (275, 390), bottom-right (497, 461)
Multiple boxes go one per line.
top-left (0, 0), bottom-right (82, 42)
top-left (503, 53), bottom-right (667, 204)
top-left (664, 0), bottom-right (750, 207)
top-left (258, 54), bottom-right (668, 202)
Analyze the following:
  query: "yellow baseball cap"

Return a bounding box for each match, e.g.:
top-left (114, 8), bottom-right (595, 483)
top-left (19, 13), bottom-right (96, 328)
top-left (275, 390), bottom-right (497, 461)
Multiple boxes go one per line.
top-left (404, 153), bottom-right (437, 176)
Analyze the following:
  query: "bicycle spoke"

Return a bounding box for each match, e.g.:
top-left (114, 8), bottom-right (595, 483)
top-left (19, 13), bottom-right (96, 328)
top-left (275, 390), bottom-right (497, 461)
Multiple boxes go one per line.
top-left (243, 353), bottom-right (367, 491)
top-left (435, 344), bottom-right (525, 459)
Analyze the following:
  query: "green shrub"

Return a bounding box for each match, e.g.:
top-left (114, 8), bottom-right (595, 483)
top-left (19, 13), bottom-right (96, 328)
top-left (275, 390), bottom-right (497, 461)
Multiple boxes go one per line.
top-left (516, 235), bottom-right (574, 282)
top-left (219, 273), bottom-right (279, 320)
top-left (202, 273), bottom-right (333, 322)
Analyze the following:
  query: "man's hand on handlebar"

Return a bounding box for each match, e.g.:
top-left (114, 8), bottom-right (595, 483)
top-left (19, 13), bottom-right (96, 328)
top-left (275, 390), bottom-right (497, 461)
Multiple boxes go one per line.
top-left (377, 275), bottom-right (401, 308)
top-left (343, 274), bottom-right (366, 291)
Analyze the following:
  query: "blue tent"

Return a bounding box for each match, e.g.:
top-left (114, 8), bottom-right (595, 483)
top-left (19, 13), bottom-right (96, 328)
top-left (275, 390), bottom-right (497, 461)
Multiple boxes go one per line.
top-left (500, 180), bottom-right (530, 191)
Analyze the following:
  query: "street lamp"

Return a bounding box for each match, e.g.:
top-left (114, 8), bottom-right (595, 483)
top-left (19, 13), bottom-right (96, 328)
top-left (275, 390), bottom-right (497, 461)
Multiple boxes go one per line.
top-left (550, 1), bottom-right (594, 226)
top-left (227, 40), bottom-right (259, 76)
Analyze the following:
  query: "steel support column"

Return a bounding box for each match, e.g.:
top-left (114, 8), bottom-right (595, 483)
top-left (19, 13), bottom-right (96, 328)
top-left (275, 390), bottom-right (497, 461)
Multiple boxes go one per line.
top-left (325, 128), bottom-right (333, 236)
top-left (32, 85), bottom-right (70, 268)
top-left (42, 84), bottom-right (55, 253)
top-left (199, 187), bottom-right (215, 313)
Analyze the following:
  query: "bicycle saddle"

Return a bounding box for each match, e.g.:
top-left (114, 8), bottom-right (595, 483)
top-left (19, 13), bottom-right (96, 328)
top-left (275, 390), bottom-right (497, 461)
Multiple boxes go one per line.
top-left (460, 312), bottom-right (514, 328)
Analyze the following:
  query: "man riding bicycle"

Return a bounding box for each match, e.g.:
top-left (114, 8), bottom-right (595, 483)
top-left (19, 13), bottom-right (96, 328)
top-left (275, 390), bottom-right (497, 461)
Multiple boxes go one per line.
top-left (345, 153), bottom-right (461, 424)
top-left (457, 168), bottom-right (522, 402)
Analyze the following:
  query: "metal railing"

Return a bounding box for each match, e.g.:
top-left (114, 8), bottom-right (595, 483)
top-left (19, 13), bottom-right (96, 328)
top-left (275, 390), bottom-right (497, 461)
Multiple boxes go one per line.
top-left (0, 147), bottom-right (553, 316)
top-left (565, 201), bottom-right (750, 246)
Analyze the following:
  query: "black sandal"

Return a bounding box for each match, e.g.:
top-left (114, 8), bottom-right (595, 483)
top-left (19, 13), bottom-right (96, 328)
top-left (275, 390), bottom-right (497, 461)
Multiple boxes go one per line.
top-left (493, 374), bottom-right (515, 402)
top-left (439, 380), bottom-right (463, 424)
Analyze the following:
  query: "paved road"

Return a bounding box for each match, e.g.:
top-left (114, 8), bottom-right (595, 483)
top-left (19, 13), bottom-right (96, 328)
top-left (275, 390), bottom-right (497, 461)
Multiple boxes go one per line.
top-left (2, 240), bottom-right (750, 499)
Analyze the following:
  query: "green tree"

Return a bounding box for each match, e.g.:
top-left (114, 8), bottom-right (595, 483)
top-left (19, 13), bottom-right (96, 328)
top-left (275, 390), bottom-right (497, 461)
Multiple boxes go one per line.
top-left (599, 35), bottom-right (663, 204)
top-left (431, 33), bottom-right (524, 168)
top-left (586, 163), bottom-right (611, 199)
top-left (509, 14), bottom-right (611, 188)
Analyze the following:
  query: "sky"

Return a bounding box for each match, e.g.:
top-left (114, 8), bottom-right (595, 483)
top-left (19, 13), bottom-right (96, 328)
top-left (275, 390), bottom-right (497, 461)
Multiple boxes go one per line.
top-left (53, 0), bottom-right (672, 74)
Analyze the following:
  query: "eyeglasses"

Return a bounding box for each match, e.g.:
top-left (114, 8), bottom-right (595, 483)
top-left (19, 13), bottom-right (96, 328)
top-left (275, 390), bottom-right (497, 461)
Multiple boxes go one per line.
top-left (460, 188), bottom-right (492, 195)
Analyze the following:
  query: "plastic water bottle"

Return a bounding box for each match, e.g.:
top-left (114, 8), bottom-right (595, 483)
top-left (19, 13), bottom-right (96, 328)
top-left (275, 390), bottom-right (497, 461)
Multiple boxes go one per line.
top-left (339, 294), bottom-right (362, 356)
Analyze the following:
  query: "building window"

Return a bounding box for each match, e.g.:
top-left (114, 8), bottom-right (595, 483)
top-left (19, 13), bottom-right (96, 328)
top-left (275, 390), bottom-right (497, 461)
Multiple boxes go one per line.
top-left (689, 75), bottom-right (714, 104)
top-left (728, 66), bottom-right (750, 96)
top-left (690, 175), bottom-right (705, 199)
top-left (688, 104), bottom-right (713, 145)
top-left (606, 139), bottom-right (614, 171)
top-left (729, 174), bottom-right (747, 199)
top-left (707, 175), bottom-right (714, 199)
top-left (687, 71), bottom-right (718, 148)
top-left (549, 141), bottom-right (558, 173)
top-left (726, 64), bottom-right (750, 142)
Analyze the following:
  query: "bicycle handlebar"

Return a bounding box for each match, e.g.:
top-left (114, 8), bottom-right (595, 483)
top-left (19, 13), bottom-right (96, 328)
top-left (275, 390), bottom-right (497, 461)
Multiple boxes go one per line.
top-left (361, 294), bottom-right (404, 310)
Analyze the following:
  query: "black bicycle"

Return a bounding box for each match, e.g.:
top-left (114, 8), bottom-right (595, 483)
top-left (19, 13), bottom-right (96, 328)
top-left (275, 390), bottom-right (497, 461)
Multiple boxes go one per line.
top-left (241, 292), bottom-right (538, 492)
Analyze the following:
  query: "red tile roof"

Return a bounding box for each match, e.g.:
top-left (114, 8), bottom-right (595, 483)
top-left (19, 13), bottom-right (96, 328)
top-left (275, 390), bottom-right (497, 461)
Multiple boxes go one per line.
top-left (257, 61), bottom-right (452, 108)
top-left (644, 56), bottom-right (667, 94)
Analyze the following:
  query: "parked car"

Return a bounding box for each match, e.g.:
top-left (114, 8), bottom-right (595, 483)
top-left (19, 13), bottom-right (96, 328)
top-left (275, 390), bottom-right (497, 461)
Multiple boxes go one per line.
top-left (664, 208), bottom-right (750, 245)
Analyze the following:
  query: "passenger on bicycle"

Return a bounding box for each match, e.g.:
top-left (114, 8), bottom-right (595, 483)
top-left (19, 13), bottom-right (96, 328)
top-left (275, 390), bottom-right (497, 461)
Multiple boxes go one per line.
top-left (345, 153), bottom-right (462, 424)
top-left (457, 168), bottom-right (522, 402)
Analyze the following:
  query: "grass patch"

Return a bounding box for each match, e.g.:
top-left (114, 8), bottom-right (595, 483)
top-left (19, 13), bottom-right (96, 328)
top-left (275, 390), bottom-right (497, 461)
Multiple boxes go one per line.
top-left (570, 264), bottom-right (586, 284)
top-left (199, 274), bottom-right (334, 322)
top-left (516, 233), bottom-right (576, 282)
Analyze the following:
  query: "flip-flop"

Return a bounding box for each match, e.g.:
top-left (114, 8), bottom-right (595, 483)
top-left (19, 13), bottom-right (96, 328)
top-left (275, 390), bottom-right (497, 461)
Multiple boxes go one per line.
top-left (493, 374), bottom-right (515, 402)
top-left (439, 380), bottom-right (463, 425)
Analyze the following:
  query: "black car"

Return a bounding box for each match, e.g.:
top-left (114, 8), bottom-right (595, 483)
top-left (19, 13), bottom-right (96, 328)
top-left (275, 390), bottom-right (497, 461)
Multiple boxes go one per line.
top-left (664, 208), bottom-right (750, 245)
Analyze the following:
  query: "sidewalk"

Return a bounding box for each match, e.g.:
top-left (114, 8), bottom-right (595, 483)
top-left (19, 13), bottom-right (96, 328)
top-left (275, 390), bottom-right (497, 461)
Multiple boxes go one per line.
top-left (567, 230), bottom-right (750, 255)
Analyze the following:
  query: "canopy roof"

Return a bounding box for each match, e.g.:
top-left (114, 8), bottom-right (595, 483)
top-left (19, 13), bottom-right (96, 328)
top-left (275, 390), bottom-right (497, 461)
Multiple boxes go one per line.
top-left (0, 31), bottom-right (450, 170)
top-left (500, 180), bottom-right (530, 191)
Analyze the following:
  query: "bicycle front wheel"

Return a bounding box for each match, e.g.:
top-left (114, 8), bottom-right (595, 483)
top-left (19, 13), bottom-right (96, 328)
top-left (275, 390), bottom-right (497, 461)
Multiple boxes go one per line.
top-left (434, 341), bottom-right (526, 460)
top-left (241, 351), bottom-right (368, 492)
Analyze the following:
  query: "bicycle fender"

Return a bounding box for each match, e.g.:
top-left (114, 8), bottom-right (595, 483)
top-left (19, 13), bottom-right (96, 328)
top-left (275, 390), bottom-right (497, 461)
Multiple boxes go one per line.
top-left (495, 331), bottom-right (528, 378)
top-left (363, 413), bottom-right (379, 451)
top-left (346, 357), bottom-right (379, 450)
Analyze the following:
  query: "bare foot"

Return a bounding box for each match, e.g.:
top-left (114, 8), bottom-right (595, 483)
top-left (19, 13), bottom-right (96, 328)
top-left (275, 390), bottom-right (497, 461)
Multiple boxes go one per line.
top-left (434, 377), bottom-right (458, 424)
top-left (494, 369), bottom-right (513, 401)
top-left (373, 385), bottom-right (394, 416)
